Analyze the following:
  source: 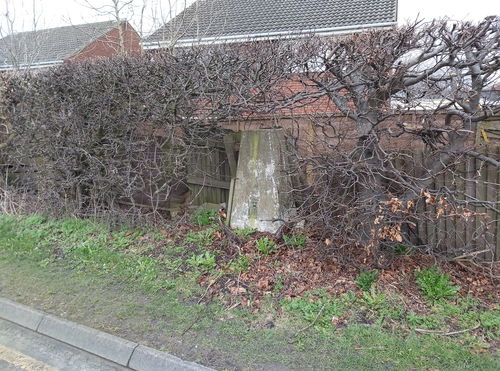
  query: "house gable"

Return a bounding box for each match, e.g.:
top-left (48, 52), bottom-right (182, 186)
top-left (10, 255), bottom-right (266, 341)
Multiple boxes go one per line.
top-left (66, 23), bottom-right (142, 62)
top-left (0, 20), bottom-right (141, 70)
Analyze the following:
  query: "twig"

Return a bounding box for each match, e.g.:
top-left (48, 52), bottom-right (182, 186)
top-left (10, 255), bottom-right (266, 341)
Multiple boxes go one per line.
top-left (197, 272), bottom-right (223, 304)
top-left (217, 217), bottom-right (245, 245)
top-left (288, 303), bottom-right (326, 343)
top-left (452, 249), bottom-right (490, 260)
top-left (415, 324), bottom-right (480, 336)
top-left (180, 317), bottom-right (199, 336)
top-left (226, 302), bottom-right (241, 311)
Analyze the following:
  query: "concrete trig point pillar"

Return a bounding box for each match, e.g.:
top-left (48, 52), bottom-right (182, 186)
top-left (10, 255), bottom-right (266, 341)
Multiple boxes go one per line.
top-left (229, 129), bottom-right (293, 233)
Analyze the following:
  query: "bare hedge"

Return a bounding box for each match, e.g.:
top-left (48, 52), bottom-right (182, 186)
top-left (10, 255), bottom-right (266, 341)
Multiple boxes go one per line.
top-left (0, 19), bottom-right (499, 262)
top-left (0, 44), bottom-right (291, 218)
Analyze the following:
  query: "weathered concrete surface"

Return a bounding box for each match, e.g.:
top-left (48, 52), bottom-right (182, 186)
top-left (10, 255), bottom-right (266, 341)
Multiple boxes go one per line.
top-left (129, 345), bottom-right (214, 371)
top-left (0, 298), bottom-right (44, 331)
top-left (229, 129), bottom-right (293, 233)
top-left (0, 297), bottom-right (214, 370)
top-left (0, 319), bottom-right (126, 371)
top-left (37, 314), bottom-right (137, 367)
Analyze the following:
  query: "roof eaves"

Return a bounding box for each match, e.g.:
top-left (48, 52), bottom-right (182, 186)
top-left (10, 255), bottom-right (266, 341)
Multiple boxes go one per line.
top-left (0, 59), bottom-right (63, 71)
top-left (142, 21), bottom-right (397, 49)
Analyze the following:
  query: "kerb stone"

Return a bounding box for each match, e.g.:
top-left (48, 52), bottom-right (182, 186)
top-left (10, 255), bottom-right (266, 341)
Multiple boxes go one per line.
top-left (0, 298), bottom-right (44, 331)
top-left (129, 345), bottom-right (214, 371)
top-left (37, 314), bottom-right (137, 366)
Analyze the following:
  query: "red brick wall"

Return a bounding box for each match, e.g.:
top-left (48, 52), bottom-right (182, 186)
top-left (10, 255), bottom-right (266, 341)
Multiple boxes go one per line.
top-left (65, 22), bottom-right (141, 62)
top-left (272, 77), bottom-right (338, 116)
top-left (221, 112), bottom-right (477, 152)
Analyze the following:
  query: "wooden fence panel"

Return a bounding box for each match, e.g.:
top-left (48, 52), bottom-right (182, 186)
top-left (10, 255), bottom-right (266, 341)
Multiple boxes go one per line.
top-left (455, 160), bottom-right (466, 253)
top-left (494, 146), bottom-right (500, 260)
top-left (395, 147), bottom-right (499, 259)
top-left (186, 142), bottom-right (232, 206)
top-left (464, 156), bottom-right (476, 252)
top-left (485, 147), bottom-right (497, 260)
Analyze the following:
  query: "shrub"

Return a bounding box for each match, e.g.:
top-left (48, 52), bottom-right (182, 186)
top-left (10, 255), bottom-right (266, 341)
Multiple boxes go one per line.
top-left (356, 270), bottom-right (379, 292)
top-left (415, 267), bottom-right (460, 303)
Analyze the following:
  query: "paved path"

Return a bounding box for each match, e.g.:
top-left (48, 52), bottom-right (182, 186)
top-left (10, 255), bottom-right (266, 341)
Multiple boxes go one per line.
top-left (0, 297), bottom-right (213, 371)
top-left (0, 318), bottom-right (127, 370)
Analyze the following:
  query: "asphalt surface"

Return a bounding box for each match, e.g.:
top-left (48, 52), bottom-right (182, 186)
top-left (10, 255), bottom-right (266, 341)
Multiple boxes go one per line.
top-left (0, 318), bottom-right (127, 370)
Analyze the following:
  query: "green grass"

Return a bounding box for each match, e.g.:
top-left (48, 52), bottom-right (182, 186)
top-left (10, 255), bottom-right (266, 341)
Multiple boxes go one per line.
top-left (0, 213), bottom-right (498, 370)
top-left (283, 289), bottom-right (346, 328)
top-left (0, 214), bottom-right (174, 293)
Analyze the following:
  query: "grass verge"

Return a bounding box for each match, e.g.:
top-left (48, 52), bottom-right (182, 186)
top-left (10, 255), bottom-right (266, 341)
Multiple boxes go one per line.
top-left (0, 214), bottom-right (498, 370)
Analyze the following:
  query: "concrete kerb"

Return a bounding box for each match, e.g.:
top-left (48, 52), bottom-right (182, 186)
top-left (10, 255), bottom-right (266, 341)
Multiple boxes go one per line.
top-left (37, 314), bottom-right (137, 366)
top-left (0, 297), bottom-right (214, 371)
top-left (0, 297), bottom-right (44, 331)
top-left (129, 345), bottom-right (213, 371)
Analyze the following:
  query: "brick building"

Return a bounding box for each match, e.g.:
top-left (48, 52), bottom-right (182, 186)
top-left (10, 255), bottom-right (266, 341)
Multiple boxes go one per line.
top-left (0, 20), bottom-right (141, 71)
top-left (142, 0), bottom-right (397, 119)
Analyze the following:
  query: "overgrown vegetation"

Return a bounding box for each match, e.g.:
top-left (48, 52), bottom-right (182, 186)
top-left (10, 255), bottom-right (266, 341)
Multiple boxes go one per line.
top-left (0, 42), bottom-right (292, 220)
top-left (0, 214), bottom-right (498, 369)
top-left (1, 18), bottom-right (499, 262)
top-left (0, 17), bottom-right (499, 368)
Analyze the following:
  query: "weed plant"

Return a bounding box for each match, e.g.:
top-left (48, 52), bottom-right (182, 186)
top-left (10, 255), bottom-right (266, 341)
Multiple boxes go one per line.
top-left (194, 209), bottom-right (219, 227)
top-left (185, 228), bottom-right (215, 247)
top-left (356, 270), bottom-right (379, 291)
top-left (234, 227), bottom-right (257, 239)
top-left (283, 233), bottom-right (306, 249)
top-left (256, 237), bottom-right (277, 255)
top-left (415, 266), bottom-right (460, 303)
top-left (229, 254), bottom-right (251, 272)
top-left (188, 251), bottom-right (216, 271)
top-left (283, 290), bottom-right (345, 328)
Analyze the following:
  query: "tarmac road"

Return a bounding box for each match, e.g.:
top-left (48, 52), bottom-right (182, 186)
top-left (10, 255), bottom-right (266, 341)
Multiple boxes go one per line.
top-left (0, 318), bottom-right (127, 371)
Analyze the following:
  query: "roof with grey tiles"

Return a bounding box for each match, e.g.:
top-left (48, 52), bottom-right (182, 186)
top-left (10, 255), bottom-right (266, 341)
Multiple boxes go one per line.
top-left (0, 20), bottom-right (119, 69)
top-left (144, 0), bottom-right (398, 47)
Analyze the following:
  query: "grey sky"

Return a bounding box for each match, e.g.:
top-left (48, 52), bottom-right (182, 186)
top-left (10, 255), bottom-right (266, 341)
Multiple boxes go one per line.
top-left (0, 0), bottom-right (498, 36)
top-left (0, 0), bottom-right (197, 35)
